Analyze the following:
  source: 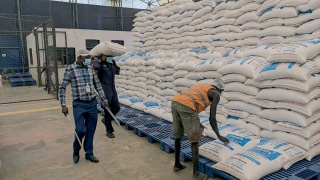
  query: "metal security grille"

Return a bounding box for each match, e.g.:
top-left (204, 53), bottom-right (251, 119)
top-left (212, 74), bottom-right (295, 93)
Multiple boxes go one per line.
top-left (86, 39), bottom-right (100, 51)
top-left (0, 13), bottom-right (59, 104)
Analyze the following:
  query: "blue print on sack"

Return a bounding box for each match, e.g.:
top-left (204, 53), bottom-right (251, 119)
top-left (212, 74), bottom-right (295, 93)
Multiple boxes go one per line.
top-left (232, 127), bottom-right (242, 132)
top-left (210, 59), bottom-right (216, 64)
top-left (240, 57), bottom-right (251, 65)
top-left (190, 47), bottom-right (207, 53)
top-left (234, 48), bottom-right (240, 54)
top-left (265, 44), bottom-right (275, 49)
top-left (249, 147), bottom-right (282, 161)
top-left (119, 95), bottom-right (131, 98)
top-left (274, 142), bottom-right (288, 149)
top-left (227, 60), bottom-right (237, 64)
top-left (262, 7), bottom-right (273, 15)
top-left (144, 57), bottom-right (154, 61)
top-left (238, 153), bottom-right (261, 165)
top-left (300, 9), bottom-right (313, 14)
top-left (137, 50), bottom-right (149, 56)
top-left (201, 119), bottom-right (209, 124)
top-left (259, 63), bottom-right (280, 73)
top-left (198, 60), bottom-right (206, 65)
top-left (230, 117), bottom-right (240, 120)
top-left (121, 57), bottom-right (130, 62)
top-left (311, 39), bottom-right (320, 45)
top-left (258, 138), bottom-right (273, 145)
top-left (143, 102), bottom-right (159, 107)
top-left (296, 43), bottom-right (308, 48)
top-left (226, 134), bottom-right (251, 147)
top-left (218, 124), bottom-right (233, 131)
top-left (288, 62), bottom-right (296, 69)
top-left (113, 56), bottom-right (121, 61)
top-left (129, 98), bottom-right (143, 103)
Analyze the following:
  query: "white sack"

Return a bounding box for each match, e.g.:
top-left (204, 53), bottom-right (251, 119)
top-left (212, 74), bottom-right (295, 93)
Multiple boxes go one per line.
top-left (221, 74), bottom-right (247, 83)
top-left (213, 146), bottom-right (285, 180)
top-left (259, 18), bottom-right (284, 29)
top-left (261, 26), bottom-right (296, 37)
top-left (255, 61), bottom-right (320, 81)
top-left (270, 74), bottom-right (320, 93)
top-left (225, 82), bottom-right (260, 96)
top-left (257, 0), bottom-right (281, 15)
top-left (297, 0), bottom-right (320, 13)
top-left (258, 36), bottom-right (284, 45)
top-left (257, 88), bottom-right (320, 104)
top-left (225, 117), bottom-right (262, 135)
top-left (295, 19), bottom-right (320, 34)
top-left (218, 57), bottom-right (267, 78)
top-left (173, 78), bottom-right (197, 87)
top-left (267, 41), bottom-right (320, 64)
top-left (257, 138), bottom-right (308, 170)
top-left (274, 99), bottom-right (320, 117)
top-left (225, 108), bottom-right (250, 119)
top-left (307, 143), bottom-right (320, 161)
top-left (204, 123), bottom-right (256, 139)
top-left (258, 7), bottom-right (298, 22)
top-left (199, 134), bottom-right (259, 162)
top-left (284, 14), bottom-right (311, 27)
top-left (272, 131), bottom-right (320, 150)
top-left (235, 12), bottom-right (259, 25)
top-left (194, 57), bottom-right (237, 72)
top-left (225, 101), bottom-right (262, 116)
top-left (273, 121), bottom-right (320, 139)
top-left (246, 115), bottom-right (276, 131)
top-left (259, 109), bottom-right (320, 127)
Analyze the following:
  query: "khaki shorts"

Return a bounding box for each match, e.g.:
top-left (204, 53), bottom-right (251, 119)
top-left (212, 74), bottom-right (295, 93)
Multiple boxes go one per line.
top-left (172, 101), bottom-right (204, 143)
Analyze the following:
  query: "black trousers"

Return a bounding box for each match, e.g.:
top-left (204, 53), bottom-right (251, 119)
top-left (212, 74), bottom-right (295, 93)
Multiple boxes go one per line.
top-left (104, 93), bottom-right (120, 133)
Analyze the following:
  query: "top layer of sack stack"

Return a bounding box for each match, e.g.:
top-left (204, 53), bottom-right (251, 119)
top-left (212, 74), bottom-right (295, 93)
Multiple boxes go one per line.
top-left (132, 0), bottom-right (320, 51)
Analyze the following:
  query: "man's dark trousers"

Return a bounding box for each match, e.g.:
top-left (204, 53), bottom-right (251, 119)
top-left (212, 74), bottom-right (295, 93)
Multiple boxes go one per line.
top-left (104, 93), bottom-right (120, 133)
top-left (73, 99), bottom-right (98, 158)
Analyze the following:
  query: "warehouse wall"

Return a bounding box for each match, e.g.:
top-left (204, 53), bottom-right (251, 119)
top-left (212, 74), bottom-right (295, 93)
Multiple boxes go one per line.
top-left (0, 0), bottom-right (142, 31)
top-left (26, 28), bottom-right (134, 84)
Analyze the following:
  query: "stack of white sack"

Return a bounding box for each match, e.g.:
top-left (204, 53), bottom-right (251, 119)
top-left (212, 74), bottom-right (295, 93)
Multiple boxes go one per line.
top-left (131, 0), bottom-right (320, 51)
top-left (114, 42), bottom-right (320, 161)
top-left (215, 40), bottom-right (320, 160)
top-left (110, 1), bottom-right (320, 174)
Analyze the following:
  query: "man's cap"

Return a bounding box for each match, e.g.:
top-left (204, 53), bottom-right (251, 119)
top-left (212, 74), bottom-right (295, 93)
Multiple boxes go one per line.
top-left (212, 78), bottom-right (225, 90)
top-left (76, 49), bottom-right (90, 57)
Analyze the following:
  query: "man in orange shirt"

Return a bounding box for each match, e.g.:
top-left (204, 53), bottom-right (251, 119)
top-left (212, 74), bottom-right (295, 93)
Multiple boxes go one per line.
top-left (171, 79), bottom-right (229, 180)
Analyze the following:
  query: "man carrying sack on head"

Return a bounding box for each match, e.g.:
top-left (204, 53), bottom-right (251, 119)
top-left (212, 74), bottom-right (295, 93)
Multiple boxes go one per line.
top-left (93, 54), bottom-right (120, 138)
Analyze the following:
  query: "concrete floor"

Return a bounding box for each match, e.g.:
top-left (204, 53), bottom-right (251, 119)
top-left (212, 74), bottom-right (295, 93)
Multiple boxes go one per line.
top-left (0, 100), bottom-right (223, 180)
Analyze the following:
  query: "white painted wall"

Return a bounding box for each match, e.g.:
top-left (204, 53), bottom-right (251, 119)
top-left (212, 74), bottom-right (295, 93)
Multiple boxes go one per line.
top-left (54, 28), bottom-right (134, 52)
top-left (26, 28), bottom-right (133, 84)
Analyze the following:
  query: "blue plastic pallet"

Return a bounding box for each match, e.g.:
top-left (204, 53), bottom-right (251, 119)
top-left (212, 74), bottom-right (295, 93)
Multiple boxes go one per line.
top-left (8, 73), bottom-right (21, 79)
top-left (205, 155), bottom-right (320, 180)
top-left (147, 129), bottom-right (173, 144)
top-left (22, 77), bottom-right (36, 86)
top-left (9, 78), bottom-right (24, 87)
top-left (134, 121), bottom-right (172, 137)
top-left (117, 105), bottom-right (320, 180)
top-left (125, 115), bottom-right (160, 130)
top-left (118, 114), bottom-right (140, 125)
top-left (262, 156), bottom-right (320, 180)
top-left (20, 74), bottom-right (32, 78)
top-left (160, 135), bottom-right (189, 154)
